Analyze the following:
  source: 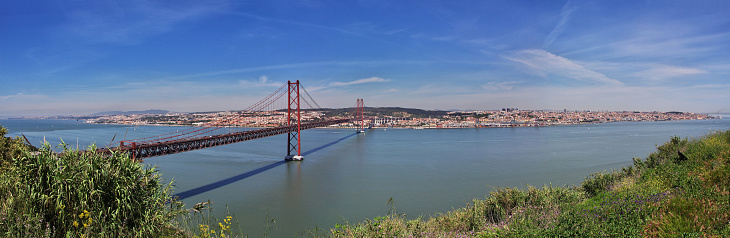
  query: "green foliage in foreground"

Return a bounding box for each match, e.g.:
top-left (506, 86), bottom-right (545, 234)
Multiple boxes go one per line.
top-left (0, 124), bottom-right (189, 237)
top-left (0, 124), bottom-right (266, 238)
top-left (0, 143), bottom-right (187, 237)
top-left (328, 131), bottom-right (730, 237)
top-left (0, 126), bottom-right (36, 173)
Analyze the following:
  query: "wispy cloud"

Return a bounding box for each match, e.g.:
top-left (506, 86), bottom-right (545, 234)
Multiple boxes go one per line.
top-left (63, 1), bottom-right (227, 45)
top-left (330, 77), bottom-right (390, 86)
top-left (231, 12), bottom-right (396, 45)
top-left (634, 65), bottom-right (708, 81)
top-left (502, 49), bottom-right (623, 86)
top-left (560, 16), bottom-right (730, 61)
top-left (0, 93), bottom-right (46, 101)
top-left (432, 35), bottom-right (457, 41)
top-left (171, 60), bottom-right (494, 80)
top-left (482, 81), bottom-right (520, 91)
top-left (384, 28), bottom-right (408, 35)
top-left (238, 75), bottom-right (282, 87)
top-left (544, 1), bottom-right (576, 47)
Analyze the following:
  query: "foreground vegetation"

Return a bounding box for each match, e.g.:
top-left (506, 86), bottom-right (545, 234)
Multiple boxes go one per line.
top-left (0, 125), bottom-right (238, 237)
top-left (0, 125), bottom-right (188, 237)
top-left (327, 131), bottom-right (730, 237)
top-left (3, 123), bottom-right (730, 237)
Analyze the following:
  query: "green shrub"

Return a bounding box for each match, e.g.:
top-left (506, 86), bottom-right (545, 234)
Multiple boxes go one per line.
top-left (580, 170), bottom-right (624, 197)
top-left (0, 125), bottom-right (36, 173)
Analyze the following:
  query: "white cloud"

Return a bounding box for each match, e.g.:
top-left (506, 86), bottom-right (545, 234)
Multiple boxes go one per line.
top-left (330, 77), bottom-right (390, 86)
top-left (238, 75), bottom-right (282, 87)
top-left (503, 49), bottom-right (624, 86)
top-left (0, 93), bottom-right (46, 101)
top-left (482, 81), bottom-right (519, 91)
top-left (634, 65), bottom-right (708, 81)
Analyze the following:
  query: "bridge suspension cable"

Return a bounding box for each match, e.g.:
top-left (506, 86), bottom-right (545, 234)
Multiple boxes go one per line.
top-left (242, 84), bottom-right (287, 113)
top-left (300, 85), bottom-right (323, 111)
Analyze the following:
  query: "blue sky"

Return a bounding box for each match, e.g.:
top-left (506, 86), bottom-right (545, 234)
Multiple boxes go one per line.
top-left (1, 0), bottom-right (729, 116)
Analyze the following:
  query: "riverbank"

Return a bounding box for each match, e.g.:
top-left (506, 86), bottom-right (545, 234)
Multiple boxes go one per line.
top-left (12, 108), bottom-right (711, 129)
top-left (83, 116), bottom-right (720, 130)
top-left (325, 131), bottom-right (730, 237)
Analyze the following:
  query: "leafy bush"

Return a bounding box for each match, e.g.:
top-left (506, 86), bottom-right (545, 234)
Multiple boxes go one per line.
top-left (580, 170), bottom-right (625, 197)
top-left (0, 125), bottom-right (36, 172)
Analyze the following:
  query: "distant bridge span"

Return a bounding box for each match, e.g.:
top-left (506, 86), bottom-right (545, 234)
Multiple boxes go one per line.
top-left (99, 119), bottom-right (350, 160)
top-left (97, 81), bottom-right (369, 161)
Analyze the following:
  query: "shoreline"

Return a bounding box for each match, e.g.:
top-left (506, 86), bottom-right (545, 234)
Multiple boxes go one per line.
top-left (81, 117), bottom-right (719, 129)
top-left (2, 114), bottom-right (721, 130)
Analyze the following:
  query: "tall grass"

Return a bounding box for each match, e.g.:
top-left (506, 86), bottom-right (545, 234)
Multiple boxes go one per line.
top-left (0, 124), bottom-right (275, 238)
top-left (0, 141), bottom-right (186, 237)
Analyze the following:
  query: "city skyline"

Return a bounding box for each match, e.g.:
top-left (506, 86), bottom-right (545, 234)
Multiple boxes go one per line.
top-left (2, 0), bottom-right (730, 117)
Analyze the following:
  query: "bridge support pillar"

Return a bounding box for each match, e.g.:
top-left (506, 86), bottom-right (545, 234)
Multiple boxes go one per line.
top-left (286, 80), bottom-right (303, 161)
top-left (356, 99), bottom-right (365, 133)
top-left (120, 141), bottom-right (139, 161)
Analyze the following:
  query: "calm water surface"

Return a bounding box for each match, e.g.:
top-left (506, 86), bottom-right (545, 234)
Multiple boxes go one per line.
top-left (3, 116), bottom-right (729, 237)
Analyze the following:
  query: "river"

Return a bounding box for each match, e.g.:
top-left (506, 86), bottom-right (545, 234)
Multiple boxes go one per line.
top-left (2, 115), bottom-right (729, 236)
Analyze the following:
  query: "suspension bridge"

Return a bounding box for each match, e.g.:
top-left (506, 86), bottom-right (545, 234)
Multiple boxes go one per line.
top-left (98, 80), bottom-right (368, 161)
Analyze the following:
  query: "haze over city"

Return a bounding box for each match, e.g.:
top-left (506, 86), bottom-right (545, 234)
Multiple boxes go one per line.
top-left (1, 0), bottom-right (729, 117)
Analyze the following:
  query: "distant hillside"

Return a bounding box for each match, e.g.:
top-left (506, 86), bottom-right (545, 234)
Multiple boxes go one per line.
top-left (93, 109), bottom-right (169, 116)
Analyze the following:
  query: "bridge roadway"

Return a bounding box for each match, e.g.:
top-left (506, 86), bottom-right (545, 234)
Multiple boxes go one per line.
top-left (99, 119), bottom-right (351, 160)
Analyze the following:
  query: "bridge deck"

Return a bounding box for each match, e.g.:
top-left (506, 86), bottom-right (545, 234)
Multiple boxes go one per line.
top-left (99, 119), bottom-right (350, 160)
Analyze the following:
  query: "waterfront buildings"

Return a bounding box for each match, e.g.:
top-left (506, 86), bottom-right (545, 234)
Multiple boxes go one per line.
top-left (83, 109), bottom-right (715, 129)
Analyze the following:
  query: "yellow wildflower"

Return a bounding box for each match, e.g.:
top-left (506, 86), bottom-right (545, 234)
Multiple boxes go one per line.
top-left (73, 221), bottom-right (79, 227)
top-left (58, 204), bottom-right (66, 214)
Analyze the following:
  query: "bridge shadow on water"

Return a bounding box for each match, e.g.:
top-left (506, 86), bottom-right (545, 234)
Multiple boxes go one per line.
top-left (173, 130), bottom-right (363, 200)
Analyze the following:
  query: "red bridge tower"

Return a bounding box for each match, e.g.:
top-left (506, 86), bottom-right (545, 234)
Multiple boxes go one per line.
top-left (356, 99), bottom-right (365, 133)
top-left (286, 80), bottom-right (303, 161)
